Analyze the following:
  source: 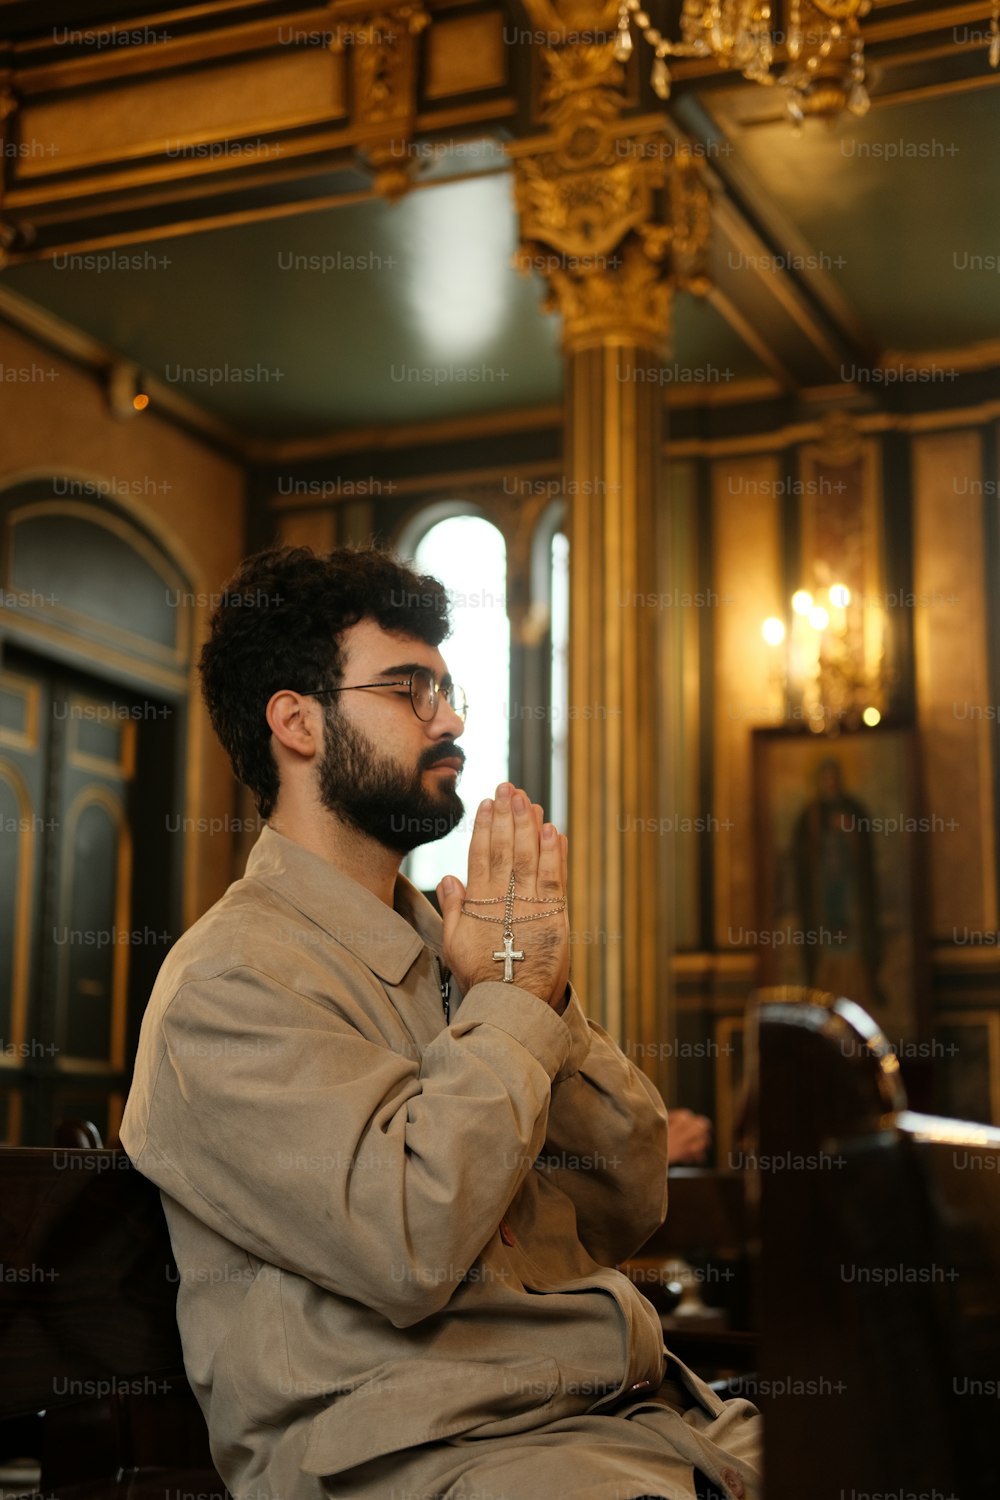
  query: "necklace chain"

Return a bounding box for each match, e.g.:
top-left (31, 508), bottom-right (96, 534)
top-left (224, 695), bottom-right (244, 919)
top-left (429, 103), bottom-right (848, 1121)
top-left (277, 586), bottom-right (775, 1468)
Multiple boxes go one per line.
top-left (461, 871), bottom-right (565, 927)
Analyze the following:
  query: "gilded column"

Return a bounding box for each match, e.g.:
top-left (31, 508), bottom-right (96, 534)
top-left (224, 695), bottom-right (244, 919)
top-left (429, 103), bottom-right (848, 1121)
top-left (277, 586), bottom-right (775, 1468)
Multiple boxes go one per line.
top-left (507, 33), bottom-right (710, 1088)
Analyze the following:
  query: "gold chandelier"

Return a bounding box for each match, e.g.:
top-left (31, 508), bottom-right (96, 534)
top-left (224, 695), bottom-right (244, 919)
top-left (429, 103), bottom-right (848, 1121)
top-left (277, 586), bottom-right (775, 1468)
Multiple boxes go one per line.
top-left (613, 0), bottom-right (1000, 123)
top-left (761, 582), bottom-right (889, 732)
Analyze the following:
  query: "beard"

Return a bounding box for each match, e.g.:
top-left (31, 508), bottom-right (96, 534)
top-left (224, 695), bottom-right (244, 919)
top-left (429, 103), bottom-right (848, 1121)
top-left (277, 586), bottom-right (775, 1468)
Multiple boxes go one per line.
top-left (316, 704), bottom-right (465, 855)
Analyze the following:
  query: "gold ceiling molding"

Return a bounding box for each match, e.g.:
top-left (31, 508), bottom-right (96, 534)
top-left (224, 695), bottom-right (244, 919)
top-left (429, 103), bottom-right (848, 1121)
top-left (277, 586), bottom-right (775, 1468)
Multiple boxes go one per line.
top-left (880, 338), bottom-right (1000, 374)
top-left (508, 45), bottom-right (711, 355)
top-left (518, 0), bottom-right (620, 40)
top-left (0, 0), bottom-right (512, 254)
top-left (330, 1), bottom-right (430, 199)
top-left (0, 66), bottom-right (16, 262)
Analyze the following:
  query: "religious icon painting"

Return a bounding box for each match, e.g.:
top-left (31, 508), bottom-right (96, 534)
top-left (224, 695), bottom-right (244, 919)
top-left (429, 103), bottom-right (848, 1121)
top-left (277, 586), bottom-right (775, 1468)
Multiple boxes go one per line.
top-left (751, 726), bottom-right (929, 1049)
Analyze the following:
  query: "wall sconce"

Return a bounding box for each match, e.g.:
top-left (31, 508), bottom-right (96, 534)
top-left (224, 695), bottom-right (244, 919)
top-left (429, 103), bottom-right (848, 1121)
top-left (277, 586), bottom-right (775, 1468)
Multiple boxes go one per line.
top-left (106, 360), bottom-right (150, 420)
top-left (762, 581), bottom-right (886, 732)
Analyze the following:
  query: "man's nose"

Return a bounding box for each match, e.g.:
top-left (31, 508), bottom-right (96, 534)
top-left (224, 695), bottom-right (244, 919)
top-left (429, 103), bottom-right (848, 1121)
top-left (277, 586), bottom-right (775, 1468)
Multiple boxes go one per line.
top-left (431, 698), bottom-right (465, 738)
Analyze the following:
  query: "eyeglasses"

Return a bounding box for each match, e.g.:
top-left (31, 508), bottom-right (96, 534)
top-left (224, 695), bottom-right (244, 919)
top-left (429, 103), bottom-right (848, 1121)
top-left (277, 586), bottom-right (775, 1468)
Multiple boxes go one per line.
top-left (303, 666), bottom-right (468, 724)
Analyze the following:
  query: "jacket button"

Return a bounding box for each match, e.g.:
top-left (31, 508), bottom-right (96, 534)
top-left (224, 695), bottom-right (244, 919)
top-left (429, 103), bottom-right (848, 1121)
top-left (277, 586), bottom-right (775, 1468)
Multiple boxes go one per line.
top-left (499, 1219), bottom-right (516, 1247)
top-left (627, 1379), bottom-right (655, 1395)
top-left (720, 1468), bottom-right (745, 1499)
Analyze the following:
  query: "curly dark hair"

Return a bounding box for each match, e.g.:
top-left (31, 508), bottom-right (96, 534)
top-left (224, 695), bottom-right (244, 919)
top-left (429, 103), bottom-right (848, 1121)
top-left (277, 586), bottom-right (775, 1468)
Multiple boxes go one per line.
top-left (198, 544), bottom-right (451, 817)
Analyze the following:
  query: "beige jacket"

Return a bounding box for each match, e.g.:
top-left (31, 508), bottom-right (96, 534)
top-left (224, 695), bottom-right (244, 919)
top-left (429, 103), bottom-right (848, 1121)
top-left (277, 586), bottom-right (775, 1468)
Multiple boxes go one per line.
top-left (121, 826), bottom-right (676, 1497)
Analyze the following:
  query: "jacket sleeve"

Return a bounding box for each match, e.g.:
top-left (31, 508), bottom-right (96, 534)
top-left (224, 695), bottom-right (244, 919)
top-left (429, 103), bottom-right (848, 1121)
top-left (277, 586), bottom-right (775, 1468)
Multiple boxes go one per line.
top-left (535, 986), bottom-right (669, 1265)
top-left (122, 960), bottom-right (578, 1330)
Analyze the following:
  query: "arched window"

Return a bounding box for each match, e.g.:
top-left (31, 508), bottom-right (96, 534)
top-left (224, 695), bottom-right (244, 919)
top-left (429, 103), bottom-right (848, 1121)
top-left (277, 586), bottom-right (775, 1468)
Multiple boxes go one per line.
top-left (403, 514), bottom-right (510, 892)
top-left (549, 528), bottom-right (569, 834)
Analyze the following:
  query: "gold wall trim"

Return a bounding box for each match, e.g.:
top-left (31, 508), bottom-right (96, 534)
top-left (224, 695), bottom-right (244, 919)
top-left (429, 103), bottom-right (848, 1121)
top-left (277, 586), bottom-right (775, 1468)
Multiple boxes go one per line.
top-left (666, 373), bottom-right (785, 408)
top-left (712, 453), bottom-right (784, 948)
top-left (56, 783), bottom-right (133, 1074)
top-left (931, 946), bottom-right (1000, 972)
top-left (0, 757), bottom-right (35, 1062)
top-left (667, 401), bottom-right (1000, 459)
top-left (271, 463), bottom-right (561, 510)
top-left (181, 659), bottom-right (211, 932)
top-left (666, 431), bottom-right (820, 459)
top-left (0, 670), bottom-right (40, 752)
top-left (0, 611), bottom-right (189, 697)
top-left (937, 1009), bottom-right (1000, 1125)
top-left (2, 1092), bottom-right (23, 1146)
top-left (66, 698), bottom-right (139, 779)
top-left (914, 428), bottom-right (997, 938)
top-left (713, 1014), bottom-right (744, 1170)
top-left (257, 401), bottom-right (563, 462)
top-left (51, 1058), bottom-right (120, 1076)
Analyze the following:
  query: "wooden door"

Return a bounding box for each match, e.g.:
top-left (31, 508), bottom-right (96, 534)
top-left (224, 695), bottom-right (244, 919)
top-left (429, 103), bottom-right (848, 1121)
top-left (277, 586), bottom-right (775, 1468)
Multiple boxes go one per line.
top-left (0, 649), bottom-right (177, 1144)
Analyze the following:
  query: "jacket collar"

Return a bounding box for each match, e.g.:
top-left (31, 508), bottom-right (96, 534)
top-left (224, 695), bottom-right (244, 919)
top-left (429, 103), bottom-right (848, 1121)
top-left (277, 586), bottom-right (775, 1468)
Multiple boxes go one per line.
top-left (243, 825), bottom-right (444, 985)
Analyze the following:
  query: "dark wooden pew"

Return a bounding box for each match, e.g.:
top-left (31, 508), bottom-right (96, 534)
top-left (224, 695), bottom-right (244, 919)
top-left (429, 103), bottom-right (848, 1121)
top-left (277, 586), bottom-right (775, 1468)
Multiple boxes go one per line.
top-left (0, 1146), bottom-right (228, 1499)
top-left (626, 1169), bottom-right (756, 1379)
top-left (746, 986), bottom-right (1000, 1500)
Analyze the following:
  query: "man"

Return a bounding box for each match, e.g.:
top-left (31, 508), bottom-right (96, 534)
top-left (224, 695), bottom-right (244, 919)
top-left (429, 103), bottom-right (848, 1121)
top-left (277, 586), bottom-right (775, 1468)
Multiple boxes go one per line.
top-left (122, 544), bottom-right (760, 1500)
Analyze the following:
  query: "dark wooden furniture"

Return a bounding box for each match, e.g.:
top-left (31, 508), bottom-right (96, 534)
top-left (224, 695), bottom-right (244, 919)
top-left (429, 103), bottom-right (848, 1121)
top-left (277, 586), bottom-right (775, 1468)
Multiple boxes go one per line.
top-left (0, 1146), bottom-right (228, 1499)
top-left (627, 1169), bottom-right (756, 1379)
top-left (747, 986), bottom-right (1000, 1500)
top-left (53, 1120), bottom-right (104, 1149)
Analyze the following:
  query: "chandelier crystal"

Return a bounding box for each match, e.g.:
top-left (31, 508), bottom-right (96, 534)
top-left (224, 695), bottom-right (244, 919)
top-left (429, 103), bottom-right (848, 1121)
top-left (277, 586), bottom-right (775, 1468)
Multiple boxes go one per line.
top-left (614, 0), bottom-right (1000, 124)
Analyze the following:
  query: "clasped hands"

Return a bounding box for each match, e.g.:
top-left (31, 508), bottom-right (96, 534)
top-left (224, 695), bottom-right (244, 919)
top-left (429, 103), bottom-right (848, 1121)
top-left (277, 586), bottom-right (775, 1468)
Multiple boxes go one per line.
top-left (436, 782), bottom-right (570, 1011)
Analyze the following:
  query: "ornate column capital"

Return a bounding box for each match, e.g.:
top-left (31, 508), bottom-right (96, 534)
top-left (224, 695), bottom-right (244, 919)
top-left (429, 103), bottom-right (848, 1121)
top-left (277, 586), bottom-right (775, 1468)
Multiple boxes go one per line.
top-left (506, 44), bottom-right (710, 356)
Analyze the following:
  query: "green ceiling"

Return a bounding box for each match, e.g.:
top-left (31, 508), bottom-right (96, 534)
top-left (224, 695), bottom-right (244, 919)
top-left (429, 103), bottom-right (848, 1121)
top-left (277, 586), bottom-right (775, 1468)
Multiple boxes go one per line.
top-left (733, 87), bottom-right (1000, 351)
top-left (1, 170), bottom-right (766, 437)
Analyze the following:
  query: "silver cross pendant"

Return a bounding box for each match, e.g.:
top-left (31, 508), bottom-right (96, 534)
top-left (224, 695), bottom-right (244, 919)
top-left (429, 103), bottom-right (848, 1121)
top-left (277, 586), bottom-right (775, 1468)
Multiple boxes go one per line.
top-left (493, 930), bottom-right (525, 983)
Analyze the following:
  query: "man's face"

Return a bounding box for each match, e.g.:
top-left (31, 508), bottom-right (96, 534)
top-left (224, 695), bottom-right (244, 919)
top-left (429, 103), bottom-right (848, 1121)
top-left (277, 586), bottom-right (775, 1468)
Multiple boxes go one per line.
top-left (315, 618), bottom-right (466, 855)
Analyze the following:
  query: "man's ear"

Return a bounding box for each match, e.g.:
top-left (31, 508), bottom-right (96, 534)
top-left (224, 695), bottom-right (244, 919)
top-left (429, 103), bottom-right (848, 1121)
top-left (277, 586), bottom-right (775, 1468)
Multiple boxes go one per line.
top-left (266, 690), bottom-right (321, 762)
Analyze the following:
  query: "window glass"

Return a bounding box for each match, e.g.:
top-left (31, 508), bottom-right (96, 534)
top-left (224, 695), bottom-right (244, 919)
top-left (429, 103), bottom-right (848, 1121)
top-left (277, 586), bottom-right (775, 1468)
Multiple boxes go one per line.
top-left (406, 515), bottom-right (510, 891)
top-left (549, 529), bottom-right (569, 833)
